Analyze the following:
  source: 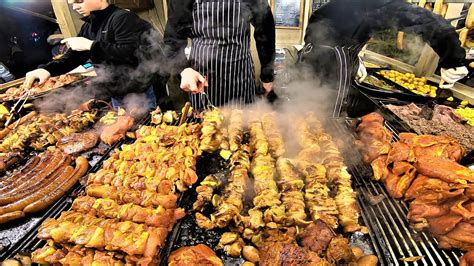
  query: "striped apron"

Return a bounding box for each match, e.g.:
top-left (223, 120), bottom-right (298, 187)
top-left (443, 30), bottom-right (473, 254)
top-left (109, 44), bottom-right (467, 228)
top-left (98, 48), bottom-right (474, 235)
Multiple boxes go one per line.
top-left (300, 43), bottom-right (363, 118)
top-left (189, 0), bottom-right (257, 110)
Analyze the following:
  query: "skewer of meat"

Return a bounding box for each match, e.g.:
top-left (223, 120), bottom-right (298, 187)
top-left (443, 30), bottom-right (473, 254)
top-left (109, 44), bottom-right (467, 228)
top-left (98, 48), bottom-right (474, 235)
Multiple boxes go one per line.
top-left (72, 195), bottom-right (185, 229)
top-left (38, 211), bottom-right (169, 257)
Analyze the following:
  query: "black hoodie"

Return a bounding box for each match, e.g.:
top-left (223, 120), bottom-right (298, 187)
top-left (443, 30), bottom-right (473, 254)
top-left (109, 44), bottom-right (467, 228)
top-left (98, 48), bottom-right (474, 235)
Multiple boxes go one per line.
top-left (304, 0), bottom-right (465, 68)
top-left (42, 5), bottom-right (165, 97)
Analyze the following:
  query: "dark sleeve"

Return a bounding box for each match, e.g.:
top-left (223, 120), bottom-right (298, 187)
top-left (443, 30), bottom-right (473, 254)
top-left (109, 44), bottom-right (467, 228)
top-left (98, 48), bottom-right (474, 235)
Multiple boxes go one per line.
top-left (41, 26), bottom-right (90, 76)
top-left (90, 12), bottom-right (148, 64)
top-left (250, 0), bottom-right (276, 83)
top-left (370, 2), bottom-right (466, 68)
top-left (163, 0), bottom-right (194, 75)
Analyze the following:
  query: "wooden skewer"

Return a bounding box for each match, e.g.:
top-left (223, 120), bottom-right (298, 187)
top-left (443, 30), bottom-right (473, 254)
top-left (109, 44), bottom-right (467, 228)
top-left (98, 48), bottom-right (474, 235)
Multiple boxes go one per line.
top-left (0, 77), bottom-right (25, 92)
top-left (179, 102), bottom-right (191, 126)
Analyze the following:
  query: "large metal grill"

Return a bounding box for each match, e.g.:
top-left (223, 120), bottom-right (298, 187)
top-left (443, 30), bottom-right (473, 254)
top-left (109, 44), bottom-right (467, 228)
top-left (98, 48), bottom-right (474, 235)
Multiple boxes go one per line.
top-left (327, 116), bottom-right (464, 266)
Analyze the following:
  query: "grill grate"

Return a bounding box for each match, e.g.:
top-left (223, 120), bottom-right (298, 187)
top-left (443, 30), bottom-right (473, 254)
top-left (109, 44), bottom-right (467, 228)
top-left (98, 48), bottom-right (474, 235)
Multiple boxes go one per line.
top-left (327, 118), bottom-right (463, 266)
top-left (0, 114), bottom-right (150, 260)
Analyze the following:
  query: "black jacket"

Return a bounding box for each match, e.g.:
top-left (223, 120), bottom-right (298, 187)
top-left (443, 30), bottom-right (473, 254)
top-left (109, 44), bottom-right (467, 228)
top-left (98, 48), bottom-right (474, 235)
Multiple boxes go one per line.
top-left (42, 5), bottom-right (165, 97)
top-left (163, 0), bottom-right (275, 83)
top-left (305, 0), bottom-right (466, 68)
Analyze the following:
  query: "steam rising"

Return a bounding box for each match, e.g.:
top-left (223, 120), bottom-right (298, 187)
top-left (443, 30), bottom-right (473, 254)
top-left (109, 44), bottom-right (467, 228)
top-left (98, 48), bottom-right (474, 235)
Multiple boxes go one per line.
top-left (34, 29), bottom-right (169, 118)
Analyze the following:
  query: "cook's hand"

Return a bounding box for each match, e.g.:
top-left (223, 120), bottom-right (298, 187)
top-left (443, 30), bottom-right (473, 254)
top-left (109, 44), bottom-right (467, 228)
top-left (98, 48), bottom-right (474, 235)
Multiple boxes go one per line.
top-left (262, 82), bottom-right (273, 96)
top-left (356, 58), bottom-right (367, 83)
top-left (440, 66), bottom-right (468, 89)
top-left (180, 68), bottom-right (207, 94)
top-left (23, 68), bottom-right (50, 89)
top-left (61, 37), bottom-right (94, 51)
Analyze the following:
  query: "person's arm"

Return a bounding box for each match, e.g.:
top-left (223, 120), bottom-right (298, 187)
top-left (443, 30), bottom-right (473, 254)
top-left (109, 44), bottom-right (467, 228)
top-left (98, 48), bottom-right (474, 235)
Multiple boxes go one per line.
top-left (41, 25), bottom-right (91, 76)
top-left (163, 0), bottom-right (194, 75)
top-left (250, 0), bottom-right (276, 83)
top-left (371, 2), bottom-right (466, 68)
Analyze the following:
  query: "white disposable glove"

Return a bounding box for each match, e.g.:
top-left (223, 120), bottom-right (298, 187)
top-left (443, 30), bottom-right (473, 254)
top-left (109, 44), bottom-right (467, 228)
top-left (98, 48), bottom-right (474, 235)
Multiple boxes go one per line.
top-left (180, 67), bottom-right (207, 94)
top-left (356, 58), bottom-right (368, 83)
top-left (23, 68), bottom-right (51, 89)
top-left (439, 66), bottom-right (468, 89)
top-left (61, 37), bottom-right (94, 51)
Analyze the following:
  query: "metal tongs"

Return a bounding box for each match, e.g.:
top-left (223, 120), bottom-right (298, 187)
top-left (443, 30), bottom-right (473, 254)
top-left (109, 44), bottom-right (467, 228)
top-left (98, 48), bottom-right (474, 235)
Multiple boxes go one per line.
top-left (5, 90), bottom-right (31, 127)
top-left (198, 76), bottom-right (216, 109)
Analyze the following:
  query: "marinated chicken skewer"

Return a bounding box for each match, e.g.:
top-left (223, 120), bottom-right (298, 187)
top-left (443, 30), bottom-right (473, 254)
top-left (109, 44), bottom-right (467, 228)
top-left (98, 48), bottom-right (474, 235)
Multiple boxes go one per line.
top-left (86, 184), bottom-right (178, 209)
top-left (72, 195), bottom-right (185, 230)
top-left (261, 112), bottom-right (285, 158)
top-left (211, 149), bottom-right (250, 228)
top-left (276, 157), bottom-right (309, 226)
top-left (246, 118), bottom-right (285, 230)
top-left (200, 108), bottom-right (224, 152)
top-left (320, 136), bottom-right (361, 233)
top-left (32, 244), bottom-right (128, 265)
top-left (297, 160), bottom-right (339, 229)
top-left (193, 174), bottom-right (224, 212)
top-left (38, 211), bottom-right (168, 258)
top-left (228, 109), bottom-right (244, 152)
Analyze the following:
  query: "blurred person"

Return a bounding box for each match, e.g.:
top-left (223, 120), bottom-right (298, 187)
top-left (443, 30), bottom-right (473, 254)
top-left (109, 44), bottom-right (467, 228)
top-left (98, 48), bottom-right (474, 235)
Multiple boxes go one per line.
top-left (24, 0), bottom-right (166, 110)
top-left (164, 0), bottom-right (275, 110)
top-left (299, 0), bottom-right (468, 117)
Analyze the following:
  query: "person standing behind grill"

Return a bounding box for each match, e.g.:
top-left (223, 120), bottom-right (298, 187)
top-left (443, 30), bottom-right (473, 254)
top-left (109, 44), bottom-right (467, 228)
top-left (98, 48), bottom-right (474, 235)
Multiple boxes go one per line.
top-left (164, 0), bottom-right (276, 110)
top-left (299, 0), bottom-right (468, 117)
top-left (23, 0), bottom-right (165, 110)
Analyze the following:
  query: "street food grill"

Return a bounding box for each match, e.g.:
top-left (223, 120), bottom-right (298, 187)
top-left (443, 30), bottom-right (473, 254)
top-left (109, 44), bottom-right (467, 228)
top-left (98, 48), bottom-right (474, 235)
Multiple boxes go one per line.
top-left (0, 102), bottom-right (470, 265)
top-left (30, 112), bottom-right (202, 265)
top-left (0, 74), bottom-right (81, 102)
top-left (356, 112), bottom-right (474, 252)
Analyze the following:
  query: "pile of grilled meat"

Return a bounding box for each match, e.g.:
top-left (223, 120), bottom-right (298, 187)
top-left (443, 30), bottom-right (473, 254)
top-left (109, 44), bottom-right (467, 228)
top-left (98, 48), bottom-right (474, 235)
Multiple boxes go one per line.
top-left (191, 108), bottom-right (374, 265)
top-left (31, 121), bottom-right (202, 265)
top-left (0, 74), bottom-right (80, 102)
top-left (356, 112), bottom-right (474, 252)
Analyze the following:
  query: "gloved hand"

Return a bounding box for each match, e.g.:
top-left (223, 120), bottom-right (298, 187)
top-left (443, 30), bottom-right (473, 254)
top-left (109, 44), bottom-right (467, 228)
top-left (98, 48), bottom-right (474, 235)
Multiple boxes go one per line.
top-left (440, 66), bottom-right (468, 89)
top-left (61, 37), bottom-right (94, 51)
top-left (356, 57), bottom-right (367, 83)
top-left (23, 68), bottom-right (50, 89)
top-left (180, 67), bottom-right (207, 94)
top-left (261, 82), bottom-right (273, 96)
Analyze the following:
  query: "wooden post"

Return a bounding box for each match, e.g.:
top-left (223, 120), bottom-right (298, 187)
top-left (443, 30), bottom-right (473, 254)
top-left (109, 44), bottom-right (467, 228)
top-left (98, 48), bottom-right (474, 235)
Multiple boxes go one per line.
top-left (51, 0), bottom-right (78, 38)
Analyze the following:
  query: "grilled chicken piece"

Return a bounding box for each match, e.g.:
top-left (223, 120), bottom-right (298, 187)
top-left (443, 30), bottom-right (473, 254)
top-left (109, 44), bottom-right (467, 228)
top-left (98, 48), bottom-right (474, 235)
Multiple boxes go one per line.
top-left (384, 161), bottom-right (417, 199)
top-left (460, 250), bottom-right (474, 266)
top-left (300, 220), bottom-right (336, 255)
top-left (57, 131), bottom-right (99, 154)
top-left (356, 113), bottom-right (392, 164)
top-left (371, 155), bottom-right (389, 181)
top-left (168, 244), bottom-right (224, 266)
top-left (435, 222), bottom-right (474, 251)
top-left (405, 175), bottom-right (468, 201)
top-left (326, 236), bottom-right (355, 264)
top-left (100, 115), bottom-right (134, 146)
top-left (259, 242), bottom-right (324, 266)
top-left (415, 156), bottom-right (474, 184)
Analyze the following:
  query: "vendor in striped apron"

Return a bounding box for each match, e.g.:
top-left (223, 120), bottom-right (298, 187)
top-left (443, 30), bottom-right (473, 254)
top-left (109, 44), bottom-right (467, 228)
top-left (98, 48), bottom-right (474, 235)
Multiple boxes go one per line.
top-left (299, 0), bottom-right (467, 118)
top-left (164, 0), bottom-right (276, 110)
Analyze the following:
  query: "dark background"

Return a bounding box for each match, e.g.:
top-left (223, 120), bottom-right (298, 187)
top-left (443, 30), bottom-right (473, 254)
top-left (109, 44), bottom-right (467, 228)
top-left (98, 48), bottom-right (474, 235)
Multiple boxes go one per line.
top-left (0, 0), bottom-right (59, 78)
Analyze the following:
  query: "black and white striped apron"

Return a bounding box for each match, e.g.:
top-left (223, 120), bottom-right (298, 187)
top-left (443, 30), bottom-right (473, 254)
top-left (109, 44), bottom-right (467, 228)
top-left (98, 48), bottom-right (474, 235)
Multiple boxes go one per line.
top-left (300, 43), bottom-right (363, 118)
top-left (189, 0), bottom-right (257, 110)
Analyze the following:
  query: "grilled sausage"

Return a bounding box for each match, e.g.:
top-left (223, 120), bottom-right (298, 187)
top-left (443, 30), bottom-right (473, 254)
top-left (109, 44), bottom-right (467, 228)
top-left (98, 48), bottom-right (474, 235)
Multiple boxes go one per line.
top-left (0, 152), bottom-right (55, 194)
top-left (0, 161), bottom-right (70, 206)
top-left (24, 157), bottom-right (89, 213)
top-left (0, 156), bottom-right (40, 187)
top-left (1, 152), bottom-right (70, 199)
top-left (0, 210), bottom-right (25, 224)
top-left (0, 165), bottom-right (74, 215)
